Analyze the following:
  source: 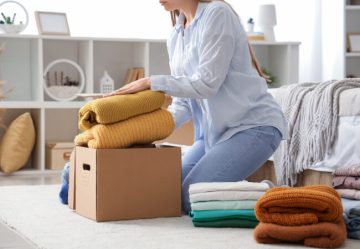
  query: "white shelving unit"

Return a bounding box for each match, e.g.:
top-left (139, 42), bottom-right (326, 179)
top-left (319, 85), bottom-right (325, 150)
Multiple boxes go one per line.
top-left (251, 41), bottom-right (300, 87)
top-left (345, 0), bottom-right (360, 78)
top-left (0, 34), bottom-right (299, 176)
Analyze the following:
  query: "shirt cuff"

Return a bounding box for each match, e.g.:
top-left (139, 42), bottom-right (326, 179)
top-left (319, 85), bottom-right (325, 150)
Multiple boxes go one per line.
top-left (150, 75), bottom-right (169, 92)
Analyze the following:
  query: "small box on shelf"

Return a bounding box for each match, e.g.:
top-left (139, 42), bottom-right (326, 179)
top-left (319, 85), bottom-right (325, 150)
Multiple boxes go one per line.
top-left (46, 141), bottom-right (74, 170)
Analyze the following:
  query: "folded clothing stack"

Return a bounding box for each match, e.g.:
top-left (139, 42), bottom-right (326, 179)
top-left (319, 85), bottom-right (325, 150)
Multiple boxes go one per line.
top-left (74, 90), bottom-right (174, 149)
top-left (341, 198), bottom-right (360, 240)
top-left (333, 164), bottom-right (360, 200)
top-left (189, 181), bottom-right (272, 228)
top-left (254, 185), bottom-right (346, 248)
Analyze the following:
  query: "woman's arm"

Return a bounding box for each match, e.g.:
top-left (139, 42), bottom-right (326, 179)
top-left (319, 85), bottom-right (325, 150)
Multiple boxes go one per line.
top-left (107, 5), bottom-right (236, 99)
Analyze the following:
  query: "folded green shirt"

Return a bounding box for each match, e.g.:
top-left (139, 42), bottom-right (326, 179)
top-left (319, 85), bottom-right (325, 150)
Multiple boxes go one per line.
top-left (192, 219), bottom-right (258, 228)
top-left (190, 209), bottom-right (257, 222)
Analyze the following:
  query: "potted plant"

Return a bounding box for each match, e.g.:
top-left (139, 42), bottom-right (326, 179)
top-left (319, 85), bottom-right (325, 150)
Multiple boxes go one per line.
top-left (0, 1), bottom-right (28, 34)
top-left (247, 18), bottom-right (255, 33)
top-left (262, 67), bottom-right (277, 85)
top-left (0, 12), bottom-right (25, 33)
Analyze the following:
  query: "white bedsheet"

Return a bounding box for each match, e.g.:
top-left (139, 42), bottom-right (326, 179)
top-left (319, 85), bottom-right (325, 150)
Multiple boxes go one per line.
top-left (268, 116), bottom-right (360, 172)
top-left (311, 116), bottom-right (360, 172)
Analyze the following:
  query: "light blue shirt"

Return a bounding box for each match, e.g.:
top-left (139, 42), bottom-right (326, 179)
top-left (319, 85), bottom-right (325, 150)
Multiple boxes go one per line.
top-left (151, 1), bottom-right (287, 151)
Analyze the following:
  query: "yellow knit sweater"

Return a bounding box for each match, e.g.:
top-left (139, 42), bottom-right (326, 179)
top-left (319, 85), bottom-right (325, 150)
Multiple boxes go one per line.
top-left (78, 90), bottom-right (165, 131)
top-left (74, 109), bottom-right (174, 149)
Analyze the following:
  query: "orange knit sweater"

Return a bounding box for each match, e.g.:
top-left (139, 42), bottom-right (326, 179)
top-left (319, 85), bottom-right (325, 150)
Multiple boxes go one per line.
top-left (255, 185), bottom-right (343, 226)
top-left (253, 219), bottom-right (347, 248)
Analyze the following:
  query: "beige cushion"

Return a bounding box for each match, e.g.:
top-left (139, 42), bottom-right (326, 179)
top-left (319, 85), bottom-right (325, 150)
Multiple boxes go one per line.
top-left (0, 112), bottom-right (35, 173)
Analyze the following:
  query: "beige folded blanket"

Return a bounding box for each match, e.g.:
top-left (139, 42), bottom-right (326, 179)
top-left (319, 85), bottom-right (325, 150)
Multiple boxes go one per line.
top-left (78, 90), bottom-right (165, 131)
top-left (75, 109), bottom-right (174, 149)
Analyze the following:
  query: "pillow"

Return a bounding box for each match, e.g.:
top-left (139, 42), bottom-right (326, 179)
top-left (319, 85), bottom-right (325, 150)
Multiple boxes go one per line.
top-left (0, 112), bottom-right (36, 173)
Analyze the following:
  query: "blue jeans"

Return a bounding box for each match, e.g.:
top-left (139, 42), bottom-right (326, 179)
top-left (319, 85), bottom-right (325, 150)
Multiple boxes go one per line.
top-left (182, 126), bottom-right (282, 213)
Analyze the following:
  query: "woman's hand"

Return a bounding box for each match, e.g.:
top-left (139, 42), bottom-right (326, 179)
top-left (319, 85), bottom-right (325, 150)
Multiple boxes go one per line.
top-left (105, 77), bottom-right (151, 96)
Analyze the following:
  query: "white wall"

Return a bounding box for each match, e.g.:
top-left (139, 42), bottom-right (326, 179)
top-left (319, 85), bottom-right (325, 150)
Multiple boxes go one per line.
top-left (14, 0), bottom-right (172, 38)
top-left (10, 0), bottom-right (342, 82)
top-left (228, 0), bottom-right (324, 82)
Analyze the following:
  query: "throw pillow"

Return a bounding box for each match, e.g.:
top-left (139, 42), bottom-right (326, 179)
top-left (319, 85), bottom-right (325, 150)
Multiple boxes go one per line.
top-left (0, 112), bottom-right (36, 173)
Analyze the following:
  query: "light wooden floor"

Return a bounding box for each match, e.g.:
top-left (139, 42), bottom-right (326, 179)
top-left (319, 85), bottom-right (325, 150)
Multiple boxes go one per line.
top-left (0, 175), bottom-right (61, 249)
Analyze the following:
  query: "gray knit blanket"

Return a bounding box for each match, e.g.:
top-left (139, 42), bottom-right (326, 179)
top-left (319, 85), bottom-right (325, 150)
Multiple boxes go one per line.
top-left (273, 79), bottom-right (360, 186)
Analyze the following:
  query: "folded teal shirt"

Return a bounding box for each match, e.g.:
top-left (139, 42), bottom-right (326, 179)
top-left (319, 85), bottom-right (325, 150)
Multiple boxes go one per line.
top-left (192, 219), bottom-right (258, 228)
top-left (190, 209), bottom-right (257, 222)
top-left (190, 209), bottom-right (258, 228)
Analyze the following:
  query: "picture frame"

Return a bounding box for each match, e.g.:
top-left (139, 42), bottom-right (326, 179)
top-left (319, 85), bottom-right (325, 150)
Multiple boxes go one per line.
top-left (348, 33), bottom-right (360, 52)
top-left (35, 11), bottom-right (70, 36)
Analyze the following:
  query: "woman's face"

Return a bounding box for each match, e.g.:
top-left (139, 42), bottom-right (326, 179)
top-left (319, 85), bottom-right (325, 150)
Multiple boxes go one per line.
top-left (159, 0), bottom-right (185, 11)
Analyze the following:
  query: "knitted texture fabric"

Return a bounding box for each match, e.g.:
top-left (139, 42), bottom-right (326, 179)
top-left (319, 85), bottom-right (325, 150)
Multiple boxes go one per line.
top-left (255, 185), bottom-right (343, 226)
top-left (334, 164), bottom-right (360, 177)
top-left (253, 219), bottom-right (347, 248)
top-left (333, 176), bottom-right (360, 190)
top-left (78, 90), bottom-right (165, 131)
top-left (273, 79), bottom-right (360, 185)
top-left (74, 109), bottom-right (174, 149)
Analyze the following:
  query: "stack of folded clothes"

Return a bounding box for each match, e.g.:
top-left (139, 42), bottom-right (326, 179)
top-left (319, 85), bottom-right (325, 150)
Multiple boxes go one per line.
top-left (74, 90), bottom-right (174, 149)
top-left (254, 185), bottom-right (347, 248)
top-left (341, 198), bottom-right (360, 240)
top-left (188, 181), bottom-right (272, 228)
top-left (333, 164), bottom-right (360, 200)
top-left (333, 164), bottom-right (360, 240)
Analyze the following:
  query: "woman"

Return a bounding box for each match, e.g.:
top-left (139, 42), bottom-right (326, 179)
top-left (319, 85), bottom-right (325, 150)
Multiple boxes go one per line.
top-left (108, 0), bottom-right (287, 213)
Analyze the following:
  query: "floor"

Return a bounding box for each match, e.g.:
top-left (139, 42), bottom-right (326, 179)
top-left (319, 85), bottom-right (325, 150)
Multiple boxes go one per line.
top-left (0, 175), bottom-right (358, 249)
top-left (0, 175), bottom-right (61, 249)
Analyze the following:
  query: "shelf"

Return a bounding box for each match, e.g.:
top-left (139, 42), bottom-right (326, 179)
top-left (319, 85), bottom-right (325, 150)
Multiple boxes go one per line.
top-left (0, 101), bottom-right (42, 108)
top-left (0, 35), bottom-right (300, 179)
top-left (346, 5), bottom-right (360, 10)
top-left (0, 33), bottom-right (166, 43)
top-left (0, 169), bottom-right (60, 176)
top-left (346, 52), bottom-right (360, 57)
top-left (43, 101), bottom-right (86, 109)
top-left (250, 41), bottom-right (301, 46)
top-left (0, 101), bottom-right (86, 108)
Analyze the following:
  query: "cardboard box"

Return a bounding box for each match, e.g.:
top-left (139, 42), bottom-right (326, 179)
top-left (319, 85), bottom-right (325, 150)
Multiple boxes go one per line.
top-left (69, 145), bottom-right (182, 221)
top-left (46, 141), bottom-right (74, 170)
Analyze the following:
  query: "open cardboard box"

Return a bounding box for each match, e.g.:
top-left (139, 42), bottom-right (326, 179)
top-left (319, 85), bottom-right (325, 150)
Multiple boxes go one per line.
top-left (68, 145), bottom-right (182, 222)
